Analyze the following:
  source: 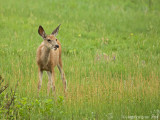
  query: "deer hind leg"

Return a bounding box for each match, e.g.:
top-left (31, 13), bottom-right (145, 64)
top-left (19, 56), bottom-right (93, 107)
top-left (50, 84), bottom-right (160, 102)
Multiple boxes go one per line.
top-left (57, 64), bottom-right (67, 94)
top-left (47, 71), bottom-right (52, 96)
top-left (38, 69), bottom-right (43, 96)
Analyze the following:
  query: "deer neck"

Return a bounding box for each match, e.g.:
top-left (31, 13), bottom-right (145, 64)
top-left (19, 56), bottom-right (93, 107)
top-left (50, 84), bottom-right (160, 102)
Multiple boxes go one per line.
top-left (41, 46), bottom-right (50, 65)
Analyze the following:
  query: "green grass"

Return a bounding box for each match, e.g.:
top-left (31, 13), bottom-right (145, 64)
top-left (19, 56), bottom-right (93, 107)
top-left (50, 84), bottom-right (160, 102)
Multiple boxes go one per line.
top-left (0, 0), bottom-right (160, 119)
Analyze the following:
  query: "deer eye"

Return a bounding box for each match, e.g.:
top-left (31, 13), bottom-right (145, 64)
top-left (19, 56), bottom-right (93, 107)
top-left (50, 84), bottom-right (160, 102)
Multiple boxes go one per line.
top-left (47, 39), bottom-right (51, 42)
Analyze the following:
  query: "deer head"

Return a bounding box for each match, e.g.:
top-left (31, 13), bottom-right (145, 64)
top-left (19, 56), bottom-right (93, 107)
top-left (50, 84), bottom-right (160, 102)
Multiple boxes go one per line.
top-left (38, 24), bottom-right (61, 50)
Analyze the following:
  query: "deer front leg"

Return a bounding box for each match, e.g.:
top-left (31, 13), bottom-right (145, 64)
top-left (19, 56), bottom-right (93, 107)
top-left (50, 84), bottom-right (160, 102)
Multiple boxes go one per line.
top-left (47, 71), bottom-right (52, 96)
top-left (37, 69), bottom-right (43, 96)
top-left (51, 69), bottom-right (56, 97)
top-left (57, 64), bottom-right (67, 94)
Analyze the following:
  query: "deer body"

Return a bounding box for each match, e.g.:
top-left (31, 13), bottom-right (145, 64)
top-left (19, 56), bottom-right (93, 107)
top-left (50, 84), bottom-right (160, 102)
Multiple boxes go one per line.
top-left (37, 25), bottom-right (67, 96)
top-left (37, 42), bottom-right (60, 71)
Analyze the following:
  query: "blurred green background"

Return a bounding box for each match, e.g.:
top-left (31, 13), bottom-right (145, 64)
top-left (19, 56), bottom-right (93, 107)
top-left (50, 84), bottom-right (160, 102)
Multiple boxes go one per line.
top-left (0, 0), bottom-right (159, 119)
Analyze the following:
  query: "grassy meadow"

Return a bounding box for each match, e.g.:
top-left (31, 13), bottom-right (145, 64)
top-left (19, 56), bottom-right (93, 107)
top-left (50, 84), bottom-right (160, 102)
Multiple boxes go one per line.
top-left (0, 0), bottom-right (160, 119)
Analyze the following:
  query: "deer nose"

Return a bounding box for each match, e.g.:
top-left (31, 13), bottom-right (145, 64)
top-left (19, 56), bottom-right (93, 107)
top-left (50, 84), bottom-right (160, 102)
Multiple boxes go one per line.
top-left (55, 45), bottom-right (59, 48)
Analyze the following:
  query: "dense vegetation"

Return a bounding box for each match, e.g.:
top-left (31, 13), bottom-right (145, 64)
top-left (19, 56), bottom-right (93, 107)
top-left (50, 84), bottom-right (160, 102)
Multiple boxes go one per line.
top-left (0, 0), bottom-right (159, 119)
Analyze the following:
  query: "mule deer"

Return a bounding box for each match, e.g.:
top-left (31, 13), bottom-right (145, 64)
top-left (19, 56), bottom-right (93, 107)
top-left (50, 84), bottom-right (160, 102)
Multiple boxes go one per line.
top-left (37, 24), bottom-right (67, 96)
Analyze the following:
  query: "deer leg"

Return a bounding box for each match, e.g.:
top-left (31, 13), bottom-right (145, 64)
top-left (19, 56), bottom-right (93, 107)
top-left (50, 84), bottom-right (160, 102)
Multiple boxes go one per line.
top-left (51, 69), bottom-right (56, 97)
top-left (57, 64), bottom-right (67, 94)
top-left (38, 69), bottom-right (43, 96)
top-left (47, 71), bottom-right (52, 96)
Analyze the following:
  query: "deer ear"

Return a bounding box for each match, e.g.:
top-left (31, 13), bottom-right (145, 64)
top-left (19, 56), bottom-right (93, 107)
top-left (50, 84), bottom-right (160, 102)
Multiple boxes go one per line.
top-left (38, 25), bottom-right (46, 38)
top-left (52, 24), bottom-right (61, 36)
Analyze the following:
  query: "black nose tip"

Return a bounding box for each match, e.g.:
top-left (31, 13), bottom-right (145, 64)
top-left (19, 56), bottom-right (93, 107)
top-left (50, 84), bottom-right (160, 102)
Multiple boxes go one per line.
top-left (55, 45), bottom-right (59, 48)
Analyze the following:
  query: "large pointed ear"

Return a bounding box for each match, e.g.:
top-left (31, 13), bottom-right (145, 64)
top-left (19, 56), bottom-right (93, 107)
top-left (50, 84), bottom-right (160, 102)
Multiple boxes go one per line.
top-left (38, 25), bottom-right (46, 38)
top-left (52, 24), bottom-right (61, 36)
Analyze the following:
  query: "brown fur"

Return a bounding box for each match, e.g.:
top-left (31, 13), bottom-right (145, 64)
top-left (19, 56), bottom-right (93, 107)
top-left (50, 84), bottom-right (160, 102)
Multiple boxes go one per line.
top-left (37, 26), bottom-right (67, 97)
top-left (36, 37), bottom-right (61, 71)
